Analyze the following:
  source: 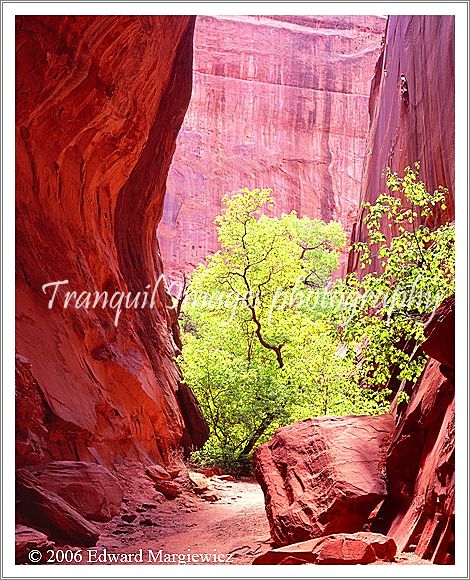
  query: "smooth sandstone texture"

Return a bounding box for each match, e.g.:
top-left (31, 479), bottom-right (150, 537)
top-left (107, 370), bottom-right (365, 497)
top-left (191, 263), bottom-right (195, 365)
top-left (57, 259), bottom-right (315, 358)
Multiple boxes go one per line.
top-left (254, 414), bottom-right (394, 546)
top-left (158, 15), bottom-right (386, 281)
top-left (348, 15), bottom-right (455, 274)
top-left (35, 461), bottom-right (124, 522)
top-left (16, 16), bottom-right (207, 469)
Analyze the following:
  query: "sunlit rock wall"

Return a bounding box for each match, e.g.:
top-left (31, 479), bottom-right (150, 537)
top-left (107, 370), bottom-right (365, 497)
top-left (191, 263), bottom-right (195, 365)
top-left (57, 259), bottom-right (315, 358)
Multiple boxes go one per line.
top-left (159, 15), bottom-right (386, 280)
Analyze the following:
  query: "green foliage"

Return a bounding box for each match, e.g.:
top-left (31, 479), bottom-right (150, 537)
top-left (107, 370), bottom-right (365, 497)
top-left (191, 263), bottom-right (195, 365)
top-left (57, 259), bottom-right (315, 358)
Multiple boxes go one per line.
top-left (179, 169), bottom-right (454, 472)
top-left (179, 188), bottom-right (387, 471)
top-left (334, 163), bottom-right (454, 388)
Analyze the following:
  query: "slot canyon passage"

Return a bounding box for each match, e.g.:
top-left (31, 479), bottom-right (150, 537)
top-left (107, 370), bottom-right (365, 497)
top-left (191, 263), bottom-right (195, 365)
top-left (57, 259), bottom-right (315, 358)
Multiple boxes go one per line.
top-left (15, 14), bottom-right (455, 567)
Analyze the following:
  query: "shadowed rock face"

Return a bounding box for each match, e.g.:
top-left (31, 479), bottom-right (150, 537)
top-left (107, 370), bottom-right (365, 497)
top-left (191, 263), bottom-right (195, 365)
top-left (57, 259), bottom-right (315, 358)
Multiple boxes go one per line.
top-left (372, 296), bottom-right (455, 564)
top-left (158, 15), bottom-right (386, 281)
top-left (348, 15), bottom-right (455, 274)
top-left (16, 16), bottom-right (207, 469)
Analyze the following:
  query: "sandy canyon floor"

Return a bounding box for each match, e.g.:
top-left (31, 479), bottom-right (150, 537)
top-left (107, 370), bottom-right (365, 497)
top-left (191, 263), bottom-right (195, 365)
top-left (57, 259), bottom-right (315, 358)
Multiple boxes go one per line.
top-left (94, 469), bottom-right (271, 565)
top-left (72, 467), bottom-right (429, 566)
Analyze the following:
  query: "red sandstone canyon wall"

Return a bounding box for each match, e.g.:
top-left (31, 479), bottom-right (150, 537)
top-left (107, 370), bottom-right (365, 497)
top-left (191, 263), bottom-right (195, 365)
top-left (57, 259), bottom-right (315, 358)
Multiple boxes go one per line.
top-left (16, 16), bottom-right (207, 469)
top-left (158, 15), bottom-right (386, 281)
top-left (350, 20), bottom-right (455, 559)
top-left (348, 15), bottom-right (455, 274)
top-left (372, 297), bottom-right (455, 564)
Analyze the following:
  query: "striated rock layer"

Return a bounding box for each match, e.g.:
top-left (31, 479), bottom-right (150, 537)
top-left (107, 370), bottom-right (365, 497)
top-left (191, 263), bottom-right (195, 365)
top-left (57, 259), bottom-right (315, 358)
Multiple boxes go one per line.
top-left (16, 469), bottom-right (100, 546)
top-left (371, 297), bottom-right (455, 564)
top-left (348, 15), bottom-right (455, 274)
top-left (15, 525), bottom-right (53, 565)
top-left (158, 15), bottom-right (386, 281)
top-left (16, 16), bottom-right (207, 469)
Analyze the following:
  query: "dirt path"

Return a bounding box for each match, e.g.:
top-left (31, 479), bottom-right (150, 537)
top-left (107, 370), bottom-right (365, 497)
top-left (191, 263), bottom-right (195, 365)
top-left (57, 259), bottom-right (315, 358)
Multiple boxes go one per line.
top-left (72, 466), bottom-right (429, 567)
top-left (97, 470), bottom-right (272, 565)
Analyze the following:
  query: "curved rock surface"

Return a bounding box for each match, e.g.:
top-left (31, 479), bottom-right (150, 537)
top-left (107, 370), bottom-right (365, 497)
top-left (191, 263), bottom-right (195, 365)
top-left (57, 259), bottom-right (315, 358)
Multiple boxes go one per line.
top-left (348, 15), bottom-right (455, 274)
top-left (254, 414), bottom-right (394, 546)
top-left (16, 16), bottom-right (207, 468)
top-left (371, 296), bottom-right (455, 564)
top-left (158, 15), bottom-right (386, 281)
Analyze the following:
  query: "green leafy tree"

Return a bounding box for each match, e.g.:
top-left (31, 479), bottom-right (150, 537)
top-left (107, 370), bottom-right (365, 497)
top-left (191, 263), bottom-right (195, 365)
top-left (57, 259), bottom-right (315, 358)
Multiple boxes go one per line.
top-left (334, 163), bottom-right (454, 389)
top-left (179, 188), bottom-right (387, 471)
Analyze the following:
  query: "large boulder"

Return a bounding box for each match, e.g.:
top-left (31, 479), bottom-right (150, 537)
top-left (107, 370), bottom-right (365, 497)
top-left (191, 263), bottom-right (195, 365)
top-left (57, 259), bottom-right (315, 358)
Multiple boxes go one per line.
top-left (254, 414), bottom-right (394, 546)
top-left (145, 464), bottom-right (171, 482)
top-left (16, 470), bottom-right (99, 546)
top-left (34, 461), bottom-right (123, 522)
top-left (253, 532), bottom-right (397, 565)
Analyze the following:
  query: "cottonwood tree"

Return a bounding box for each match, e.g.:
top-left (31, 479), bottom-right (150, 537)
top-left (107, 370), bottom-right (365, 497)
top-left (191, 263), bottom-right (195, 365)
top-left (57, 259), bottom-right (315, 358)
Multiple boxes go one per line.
top-left (179, 189), bottom-right (386, 470)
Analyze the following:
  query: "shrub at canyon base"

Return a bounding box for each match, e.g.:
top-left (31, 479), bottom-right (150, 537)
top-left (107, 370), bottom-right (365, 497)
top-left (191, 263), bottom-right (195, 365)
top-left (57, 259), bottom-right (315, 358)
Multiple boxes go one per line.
top-left (334, 163), bottom-right (455, 389)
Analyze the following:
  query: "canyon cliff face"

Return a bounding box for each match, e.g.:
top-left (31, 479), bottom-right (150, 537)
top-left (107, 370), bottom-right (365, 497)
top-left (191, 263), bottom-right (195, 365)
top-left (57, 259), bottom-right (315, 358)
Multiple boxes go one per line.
top-left (371, 297), bottom-right (454, 564)
top-left (349, 16), bottom-right (455, 560)
top-left (158, 15), bottom-right (386, 281)
top-left (351, 18), bottom-right (455, 560)
top-left (16, 16), bottom-right (207, 470)
top-left (348, 15), bottom-right (455, 273)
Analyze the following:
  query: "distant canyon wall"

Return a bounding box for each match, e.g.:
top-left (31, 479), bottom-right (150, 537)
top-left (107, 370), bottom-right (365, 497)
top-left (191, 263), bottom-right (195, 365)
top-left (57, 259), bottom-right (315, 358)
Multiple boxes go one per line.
top-left (158, 15), bottom-right (386, 280)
